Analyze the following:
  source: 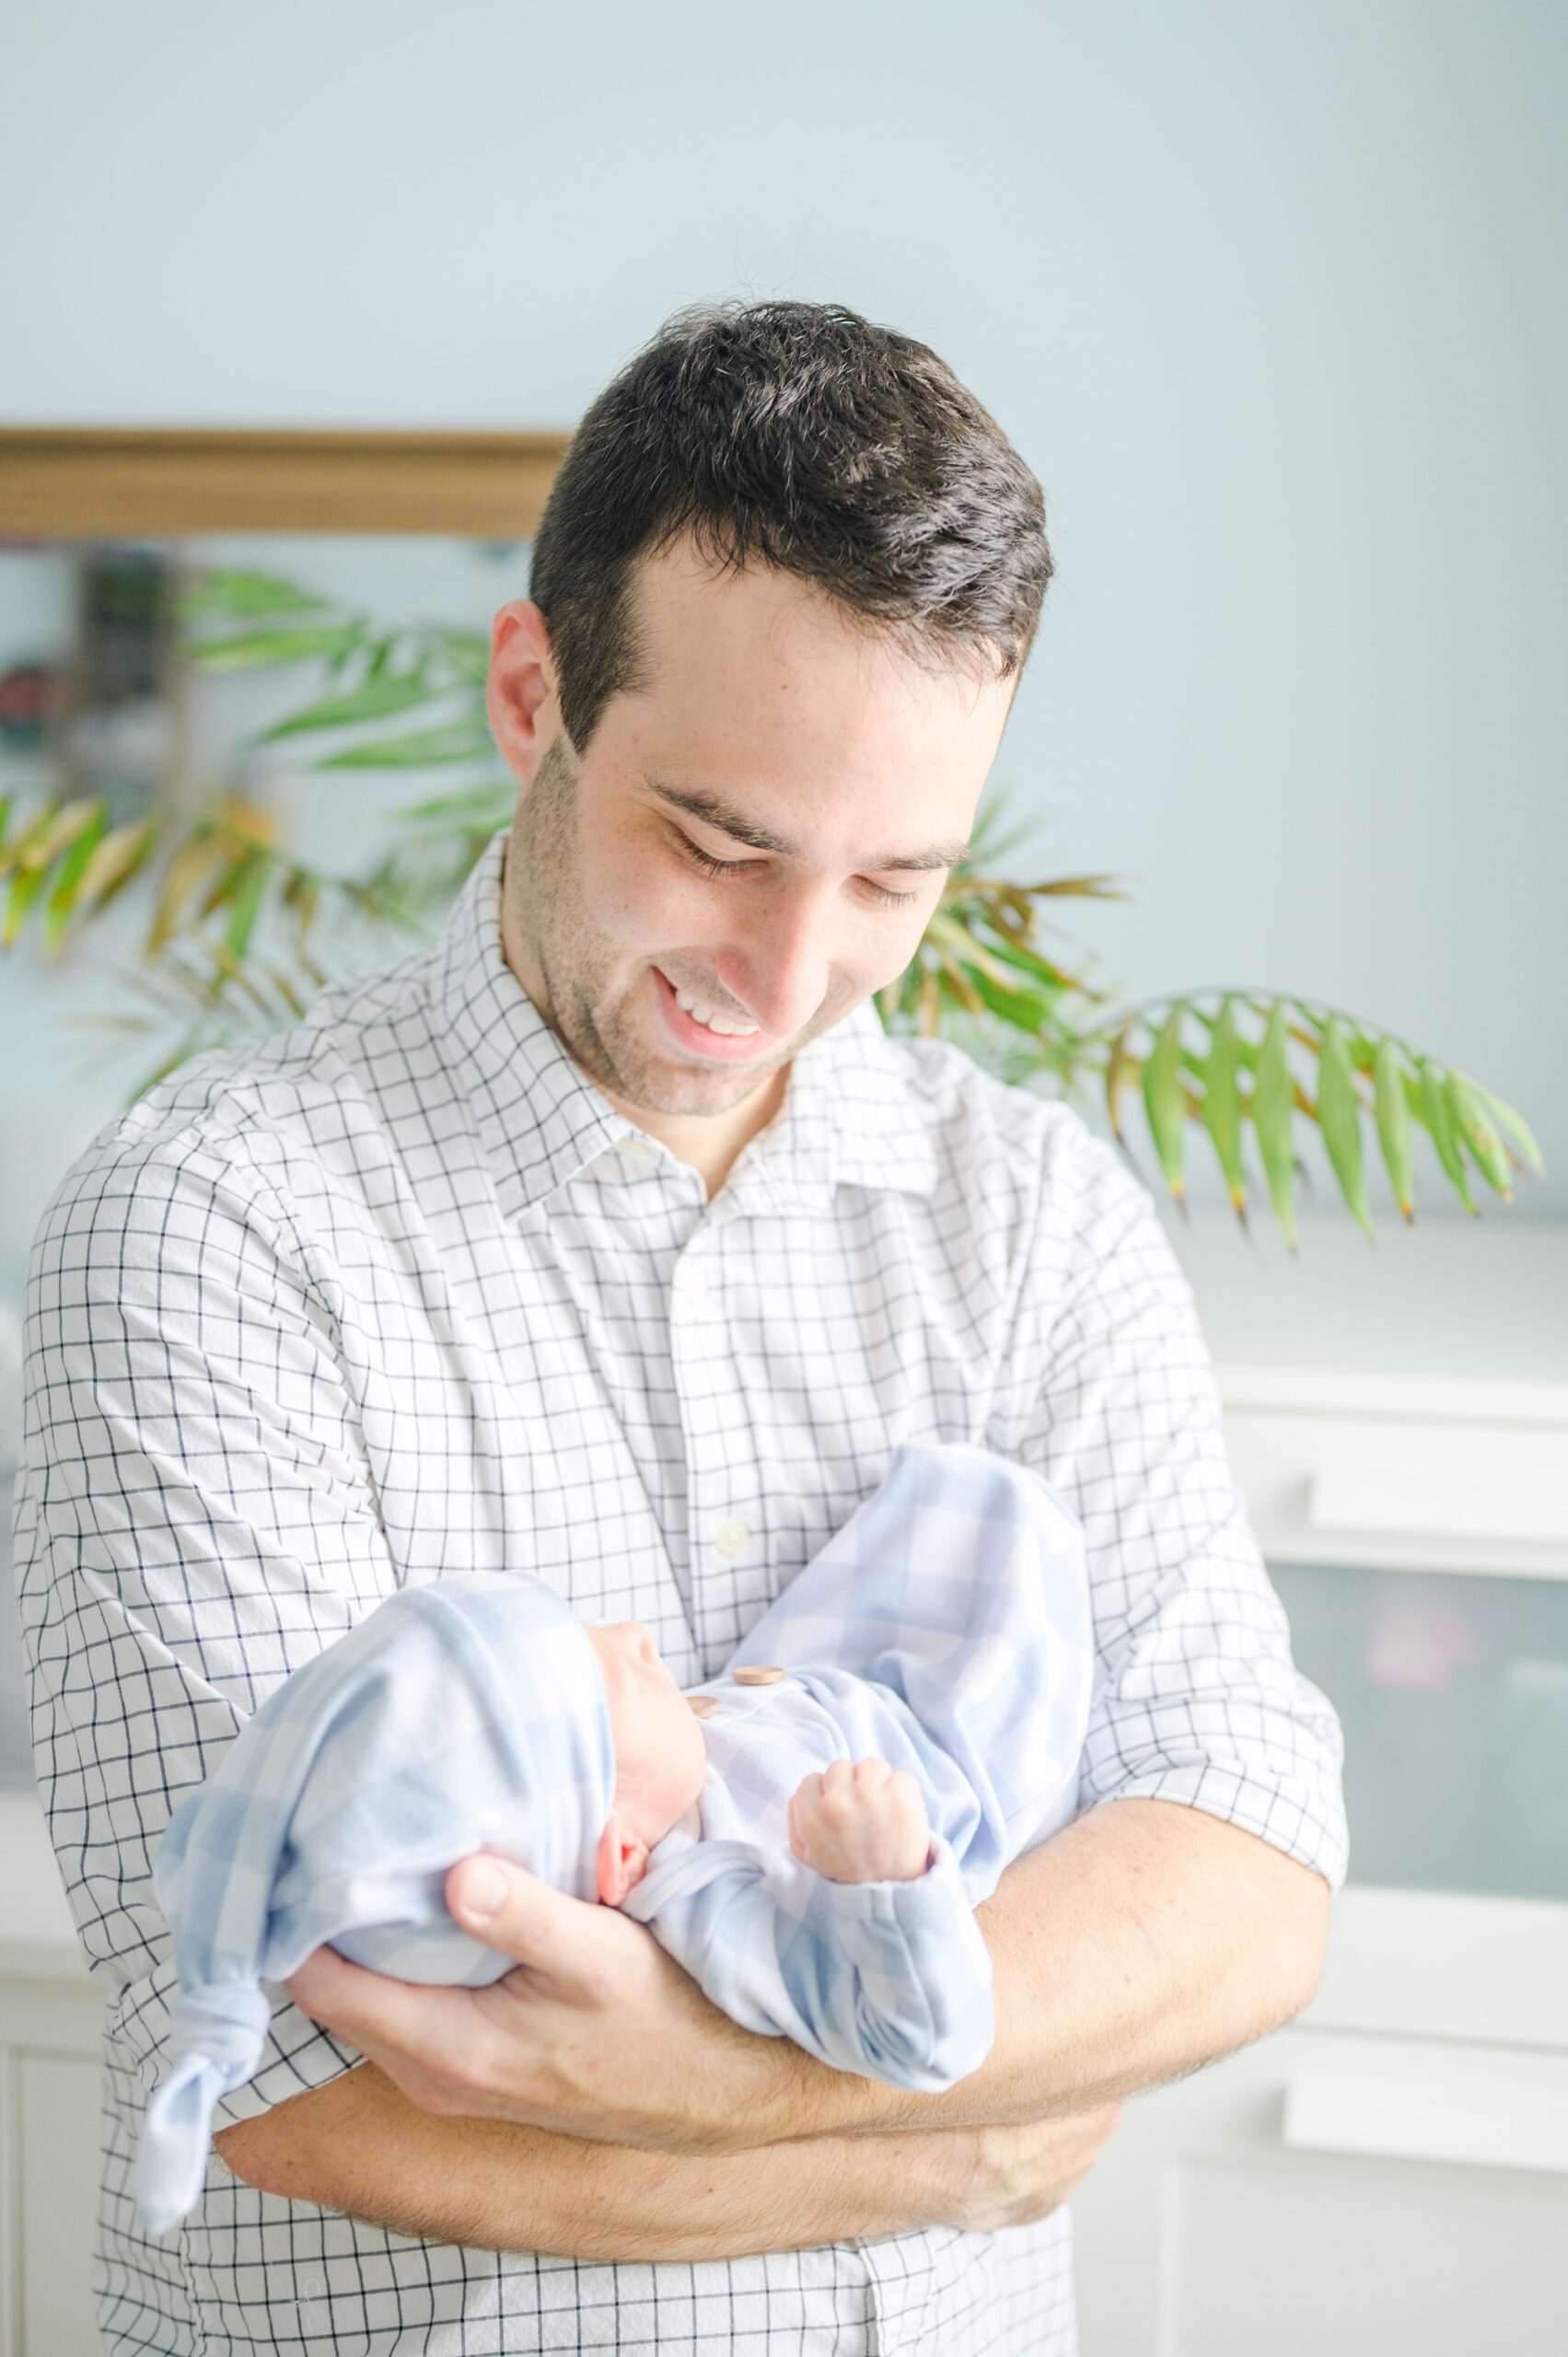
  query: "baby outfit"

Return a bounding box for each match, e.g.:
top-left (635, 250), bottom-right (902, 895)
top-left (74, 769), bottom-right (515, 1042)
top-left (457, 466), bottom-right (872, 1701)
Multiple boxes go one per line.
top-left (134, 1440), bottom-right (1094, 2235)
top-left (619, 1442), bottom-right (1094, 2077)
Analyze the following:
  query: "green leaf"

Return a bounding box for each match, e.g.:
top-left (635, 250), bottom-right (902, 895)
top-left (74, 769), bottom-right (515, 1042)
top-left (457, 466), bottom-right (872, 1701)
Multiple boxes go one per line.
top-left (263, 962), bottom-right (307, 1018)
top-left (923, 916), bottom-right (1058, 1028)
top-left (1373, 1036), bottom-right (1415, 1221)
top-left (259, 672), bottom-right (436, 741)
top-left (180, 570), bottom-right (330, 620)
top-left (963, 965), bottom-right (1054, 1031)
top-left (391, 780), bottom-right (516, 827)
top-left (1105, 1018), bottom-right (1137, 1143)
top-left (316, 725), bottom-right (496, 770)
top-left (42, 806), bottom-right (111, 952)
top-left (0, 796), bottom-right (101, 882)
top-left (4, 860), bottom-right (50, 946)
top-left (1201, 995), bottom-right (1247, 1215)
top-left (1466, 1080), bottom-right (1545, 1179)
top-left (280, 865), bottom-right (320, 955)
top-left (1251, 1002), bottom-right (1297, 1248)
top-left (1142, 1005), bottom-right (1187, 1202)
top-left (1317, 1015), bottom-right (1374, 1239)
top-left (1449, 1073), bottom-right (1514, 1201)
top-left (1417, 1058), bottom-right (1477, 1215)
top-left (220, 849), bottom-right (273, 960)
top-left (75, 815), bottom-right (162, 918)
top-left (192, 626), bottom-right (366, 670)
top-left (199, 939), bottom-right (273, 1016)
top-left (929, 944), bottom-right (984, 1016)
top-left (148, 830), bottom-right (229, 953)
top-left (973, 933), bottom-right (1072, 993)
top-left (428, 629), bottom-right (491, 683)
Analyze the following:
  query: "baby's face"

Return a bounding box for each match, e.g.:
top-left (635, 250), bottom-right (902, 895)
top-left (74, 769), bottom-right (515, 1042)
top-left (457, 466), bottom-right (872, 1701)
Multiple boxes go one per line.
top-left (585, 1620), bottom-right (708, 1850)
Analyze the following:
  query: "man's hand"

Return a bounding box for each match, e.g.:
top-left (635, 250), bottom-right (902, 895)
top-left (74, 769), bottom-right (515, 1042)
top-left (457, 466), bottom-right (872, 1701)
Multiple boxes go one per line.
top-left (958, 2103), bottom-right (1126, 2230)
top-left (788, 1757), bottom-right (932, 1884)
top-left (284, 1852), bottom-right (791, 2153)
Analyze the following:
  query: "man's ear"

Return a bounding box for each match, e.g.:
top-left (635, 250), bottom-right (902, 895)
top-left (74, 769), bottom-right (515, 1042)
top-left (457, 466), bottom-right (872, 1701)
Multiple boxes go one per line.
top-left (487, 598), bottom-right (559, 780)
top-left (595, 1813), bottom-right (651, 1907)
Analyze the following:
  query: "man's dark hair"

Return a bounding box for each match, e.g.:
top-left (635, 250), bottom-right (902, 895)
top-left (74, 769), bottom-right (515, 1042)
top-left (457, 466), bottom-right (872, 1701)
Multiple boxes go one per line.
top-left (528, 298), bottom-right (1053, 754)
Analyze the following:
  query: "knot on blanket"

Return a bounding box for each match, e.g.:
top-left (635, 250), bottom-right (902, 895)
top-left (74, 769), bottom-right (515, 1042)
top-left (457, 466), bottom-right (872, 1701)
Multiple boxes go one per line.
top-left (169, 1979), bottom-right (276, 2072)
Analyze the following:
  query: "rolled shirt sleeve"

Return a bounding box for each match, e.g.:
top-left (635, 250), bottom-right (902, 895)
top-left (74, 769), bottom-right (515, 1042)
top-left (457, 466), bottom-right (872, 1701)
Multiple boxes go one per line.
top-left (13, 1106), bottom-right (397, 2140)
top-left (1005, 1115), bottom-right (1349, 1889)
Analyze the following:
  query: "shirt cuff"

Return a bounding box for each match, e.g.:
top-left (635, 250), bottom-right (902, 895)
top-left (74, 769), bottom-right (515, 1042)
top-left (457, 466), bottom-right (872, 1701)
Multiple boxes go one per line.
top-left (1082, 1762), bottom-right (1351, 1892)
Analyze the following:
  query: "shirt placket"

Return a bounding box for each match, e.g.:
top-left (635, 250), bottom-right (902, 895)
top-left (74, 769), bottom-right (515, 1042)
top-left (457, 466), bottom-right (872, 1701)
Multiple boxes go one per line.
top-left (668, 1187), bottom-right (779, 1674)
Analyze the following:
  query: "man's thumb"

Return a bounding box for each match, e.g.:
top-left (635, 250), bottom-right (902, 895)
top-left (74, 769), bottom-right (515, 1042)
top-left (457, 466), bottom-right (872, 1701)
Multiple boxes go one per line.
top-left (449, 1857), bottom-right (508, 1922)
top-left (444, 1851), bottom-right (605, 1980)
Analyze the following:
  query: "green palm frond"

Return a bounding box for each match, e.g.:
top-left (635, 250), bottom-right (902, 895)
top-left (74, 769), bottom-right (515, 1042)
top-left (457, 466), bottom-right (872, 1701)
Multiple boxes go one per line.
top-left (1060, 991), bottom-right (1544, 1248)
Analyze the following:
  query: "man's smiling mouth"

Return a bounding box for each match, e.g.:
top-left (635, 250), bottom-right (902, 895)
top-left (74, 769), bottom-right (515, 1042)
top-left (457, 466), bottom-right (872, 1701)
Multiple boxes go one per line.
top-left (654, 965), bottom-right (761, 1039)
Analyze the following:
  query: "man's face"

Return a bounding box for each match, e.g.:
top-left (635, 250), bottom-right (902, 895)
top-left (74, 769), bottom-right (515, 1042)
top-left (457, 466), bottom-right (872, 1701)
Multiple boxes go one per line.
top-left (489, 535), bottom-right (1016, 1126)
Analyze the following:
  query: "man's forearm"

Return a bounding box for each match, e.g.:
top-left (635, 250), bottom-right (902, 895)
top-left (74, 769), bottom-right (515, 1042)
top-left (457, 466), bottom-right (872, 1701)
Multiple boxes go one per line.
top-left (232, 1792), bottom-right (1330, 2245)
top-left (753, 1797), bottom-right (1333, 2141)
top-left (217, 2060), bottom-right (976, 2260)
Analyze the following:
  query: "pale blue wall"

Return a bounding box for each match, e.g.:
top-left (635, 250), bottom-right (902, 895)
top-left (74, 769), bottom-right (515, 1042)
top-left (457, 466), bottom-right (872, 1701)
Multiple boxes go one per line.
top-left (2, 0), bottom-right (1563, 1232)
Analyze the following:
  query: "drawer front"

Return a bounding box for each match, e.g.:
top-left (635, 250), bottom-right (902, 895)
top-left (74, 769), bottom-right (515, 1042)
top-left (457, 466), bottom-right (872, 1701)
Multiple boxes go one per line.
top-left (1224, 1406), bottom-right (1568, 1578)
top-left (1073, 2022), bottom-right (1568, 2357)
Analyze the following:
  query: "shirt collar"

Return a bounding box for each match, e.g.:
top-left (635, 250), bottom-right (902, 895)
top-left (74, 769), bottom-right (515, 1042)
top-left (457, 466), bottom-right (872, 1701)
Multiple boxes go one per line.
top-left (427, 828), bottom-right (938, 1219)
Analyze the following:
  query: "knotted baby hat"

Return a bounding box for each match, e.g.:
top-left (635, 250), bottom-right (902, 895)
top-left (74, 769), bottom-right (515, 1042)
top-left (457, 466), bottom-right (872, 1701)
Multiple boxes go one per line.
top-left (134, 1572), bottom-right (617, 2235)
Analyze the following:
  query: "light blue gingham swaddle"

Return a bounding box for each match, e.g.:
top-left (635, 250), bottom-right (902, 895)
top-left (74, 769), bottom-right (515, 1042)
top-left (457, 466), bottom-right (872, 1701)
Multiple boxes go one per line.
top-left (134, 1440), bottom-right (1093, 2235)
top-left (619, 1442), bottom-right (1094, 2082)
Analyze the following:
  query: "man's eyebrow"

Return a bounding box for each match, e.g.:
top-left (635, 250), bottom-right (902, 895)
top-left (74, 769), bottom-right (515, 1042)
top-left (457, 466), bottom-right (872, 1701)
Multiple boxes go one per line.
top-left (644, 777), bottom-right (970, 873)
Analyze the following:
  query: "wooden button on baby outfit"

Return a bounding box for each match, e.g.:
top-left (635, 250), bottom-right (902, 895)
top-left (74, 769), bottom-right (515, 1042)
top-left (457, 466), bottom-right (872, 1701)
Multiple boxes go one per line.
top-left (731, 1664), bottom-right (787, 1685)
top-left (688, 1694), bottom-right (720, 1717)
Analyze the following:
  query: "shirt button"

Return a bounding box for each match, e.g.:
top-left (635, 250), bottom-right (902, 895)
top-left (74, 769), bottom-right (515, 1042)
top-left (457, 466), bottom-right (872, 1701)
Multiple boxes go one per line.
top-left (674, 1262), bottom-right (709, 1308)
top-left (732, 1664), bottom-right (787, 1686)
top-left (621, 1133), bottom-right (654, 1160)
top-left (688, 1694), bottom-right (721, 1718)
top-left (713, 1515), bottom-right (750, 1559)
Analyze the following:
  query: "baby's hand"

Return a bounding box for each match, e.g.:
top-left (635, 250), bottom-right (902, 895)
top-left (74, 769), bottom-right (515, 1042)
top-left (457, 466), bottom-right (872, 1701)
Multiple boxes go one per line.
top-left (787, 1757), bottom-right (933, 1885)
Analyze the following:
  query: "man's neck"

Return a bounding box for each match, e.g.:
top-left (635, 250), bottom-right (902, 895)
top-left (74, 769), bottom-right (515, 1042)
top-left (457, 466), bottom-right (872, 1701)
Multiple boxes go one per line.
top-left (598, 1066), bottom-right (791, 1202)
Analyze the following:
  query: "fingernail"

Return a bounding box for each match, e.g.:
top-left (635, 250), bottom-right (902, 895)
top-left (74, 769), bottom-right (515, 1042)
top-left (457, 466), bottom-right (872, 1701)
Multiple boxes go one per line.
top-left (459, 1863), bottom-right (506, 1920)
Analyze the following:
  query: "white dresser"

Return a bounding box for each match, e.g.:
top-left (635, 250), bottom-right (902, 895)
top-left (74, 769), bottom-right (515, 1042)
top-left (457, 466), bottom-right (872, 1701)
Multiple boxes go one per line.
top-left (1073, 1208), bottom-right (1568, 2355)
top-left (3, 1211), bottom-right (1565, 2355)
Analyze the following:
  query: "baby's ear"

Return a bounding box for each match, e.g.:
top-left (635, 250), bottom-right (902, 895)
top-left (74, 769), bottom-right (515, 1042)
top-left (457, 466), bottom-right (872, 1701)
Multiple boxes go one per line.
top-left (595, 1814), bottom-right (650, 1906)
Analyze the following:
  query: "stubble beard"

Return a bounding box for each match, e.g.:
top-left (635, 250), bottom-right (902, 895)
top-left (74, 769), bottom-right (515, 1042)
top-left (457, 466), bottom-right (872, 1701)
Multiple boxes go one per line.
top-left (505, 736), bottom-right (807, 1118)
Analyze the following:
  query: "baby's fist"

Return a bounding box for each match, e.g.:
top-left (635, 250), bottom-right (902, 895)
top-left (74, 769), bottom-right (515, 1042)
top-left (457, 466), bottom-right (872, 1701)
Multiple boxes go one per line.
top-left (787, 1757), bottom-right (933, 1885)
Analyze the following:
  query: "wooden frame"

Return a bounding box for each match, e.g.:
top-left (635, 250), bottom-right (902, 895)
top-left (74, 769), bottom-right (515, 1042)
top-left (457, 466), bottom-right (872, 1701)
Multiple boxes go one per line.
top-left (0, 429), bottom-right (571, 538)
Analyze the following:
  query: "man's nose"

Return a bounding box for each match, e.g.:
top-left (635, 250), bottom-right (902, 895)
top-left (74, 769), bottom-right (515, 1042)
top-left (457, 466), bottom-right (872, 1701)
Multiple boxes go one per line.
top-left (716, 891), bottom-right (835, 1039)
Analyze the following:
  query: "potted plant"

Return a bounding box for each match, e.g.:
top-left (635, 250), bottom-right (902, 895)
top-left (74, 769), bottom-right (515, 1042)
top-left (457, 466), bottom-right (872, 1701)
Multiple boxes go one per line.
top-left (0, 564), bottom-right (1541, 1249)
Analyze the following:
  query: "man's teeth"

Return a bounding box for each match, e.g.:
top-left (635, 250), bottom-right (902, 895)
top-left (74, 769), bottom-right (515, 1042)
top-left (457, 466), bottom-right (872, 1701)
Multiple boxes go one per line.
top-left (669, 978), bottom-right (759, 1037)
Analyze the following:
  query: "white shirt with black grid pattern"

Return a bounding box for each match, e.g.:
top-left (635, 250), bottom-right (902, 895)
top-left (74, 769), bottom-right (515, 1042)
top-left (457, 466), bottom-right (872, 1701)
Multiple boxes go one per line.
top-left (15, 822), bottom-right (1347, 2357)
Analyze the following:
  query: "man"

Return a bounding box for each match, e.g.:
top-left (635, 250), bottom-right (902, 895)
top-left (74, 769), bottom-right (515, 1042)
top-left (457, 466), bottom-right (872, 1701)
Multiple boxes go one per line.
top-left (17, 299), bottom-right (1346, 2357)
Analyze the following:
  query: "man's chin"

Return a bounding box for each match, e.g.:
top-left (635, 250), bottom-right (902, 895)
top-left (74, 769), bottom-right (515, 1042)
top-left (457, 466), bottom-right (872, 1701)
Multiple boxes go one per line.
top-left (558, 1012), bottom-right (779, 1119)
top-left (625, 1054), bottom-right (786, 1117)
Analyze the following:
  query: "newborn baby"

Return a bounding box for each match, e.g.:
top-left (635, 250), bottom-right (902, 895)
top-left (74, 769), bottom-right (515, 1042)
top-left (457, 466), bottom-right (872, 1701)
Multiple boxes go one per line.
top-left (586, 1618), bottom-right (930, 1899)
top-left (134, 1440), bottom-right (1094, 2235)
